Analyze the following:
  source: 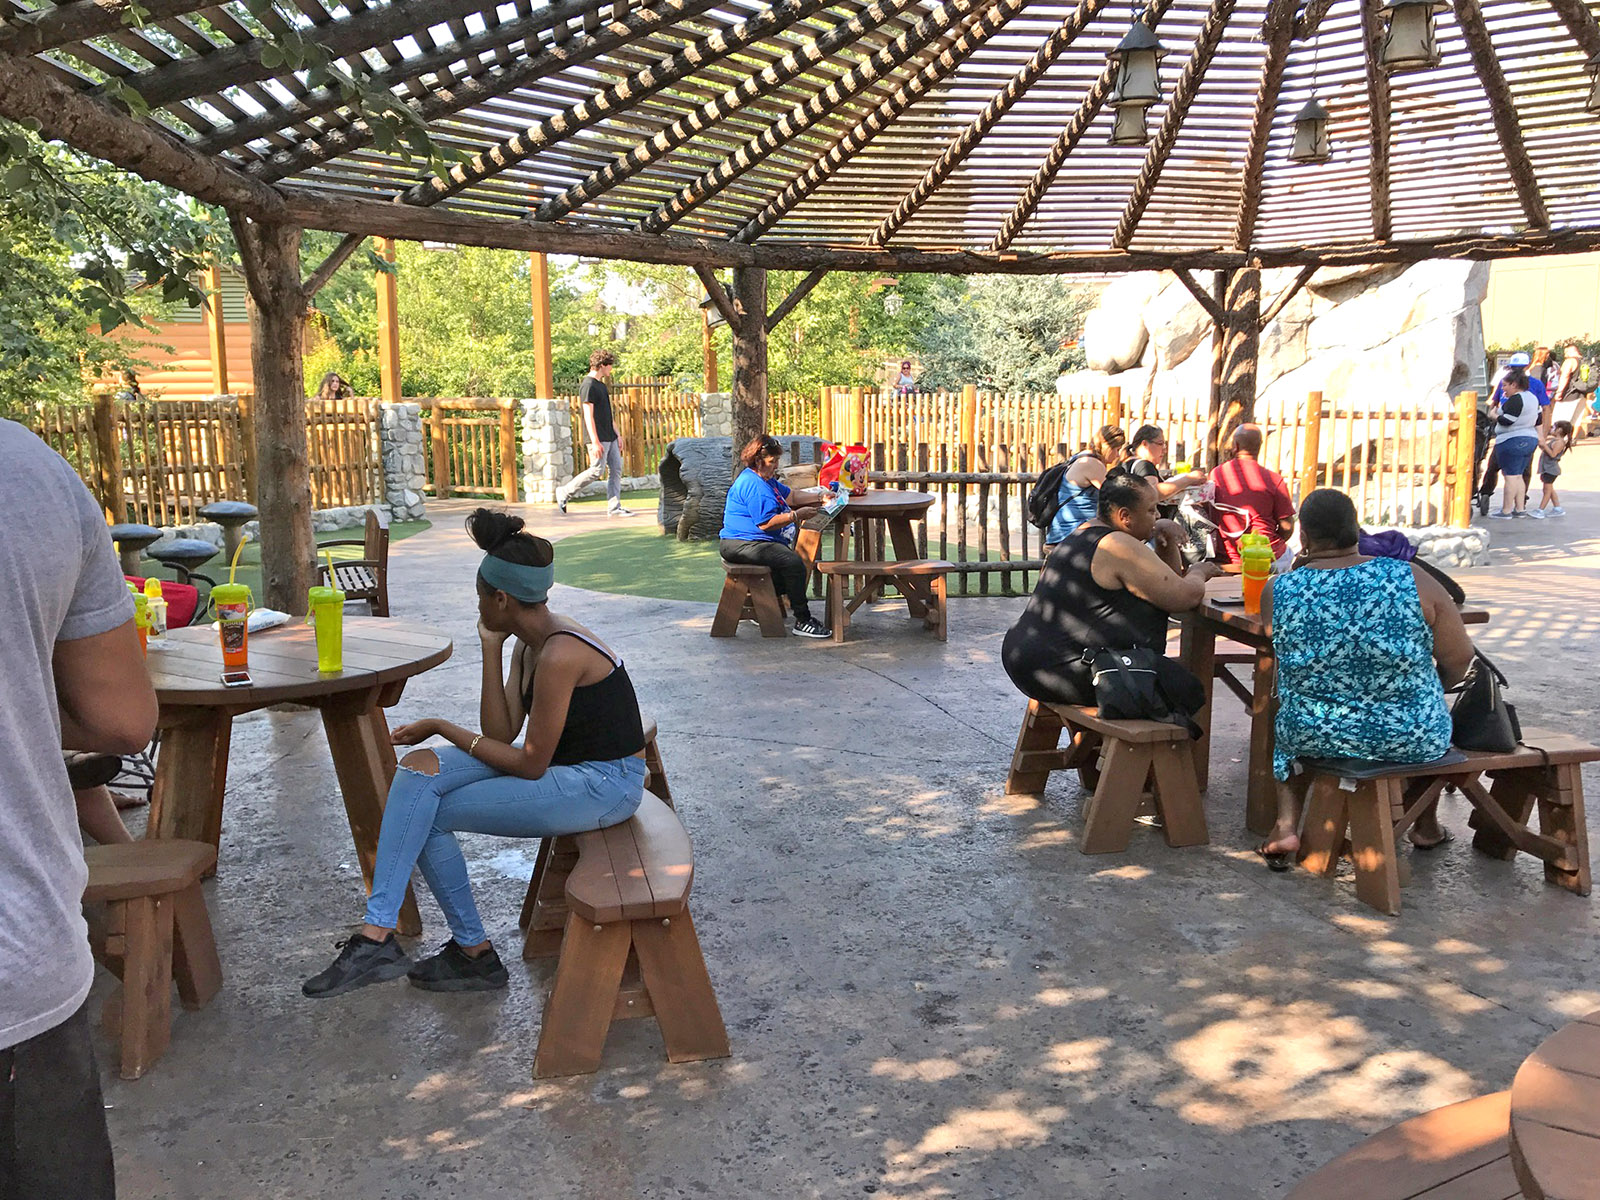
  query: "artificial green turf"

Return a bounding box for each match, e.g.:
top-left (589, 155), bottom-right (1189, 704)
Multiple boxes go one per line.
top-left (133, 519), bottom-right (431, 607)
top-left (563, 488), bottom-right (662, 510)
top-left (552, 525), bottom-right (724, 603)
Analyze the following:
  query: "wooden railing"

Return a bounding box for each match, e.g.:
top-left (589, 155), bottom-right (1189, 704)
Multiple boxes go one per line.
top-left (769, 391), bottom-right (822, 439)
top-left (305, 395), bottom-right (381, 509)
top-left (419, 398), bottom-right (519, 502)
top-left (569, 377), bottom-right (700, 477)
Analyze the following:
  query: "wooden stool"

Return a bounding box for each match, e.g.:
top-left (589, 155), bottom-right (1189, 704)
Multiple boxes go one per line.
top-left (710, 563), bottom-right (787, 638)
top-left (531, 794), bottom-right (729, 1077)
top-left (84, 840), bottom-right (222, 1080)
top-left (1508, 1010), bottom-right (1600, 1199)
top-left (1288, 1091), bottom-right (1518, 1198)
top-left (520, 718), bottom-right (671, 958)
top-left (1005, 700), bottom-right (1207, 854)
top-left (814, 559), bottom-right (953, 643)
top-left (1297, 730), bottom-right (1599, 915)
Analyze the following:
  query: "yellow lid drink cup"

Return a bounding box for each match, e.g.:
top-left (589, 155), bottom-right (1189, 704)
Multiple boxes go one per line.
top-left (307, 584), bottom-right (345, 674)
top-left (212, 583), bottom-right (251, 669)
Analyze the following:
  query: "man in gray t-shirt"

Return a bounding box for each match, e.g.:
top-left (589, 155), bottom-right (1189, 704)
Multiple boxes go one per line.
top-left (0, 419), bottom-right (157, 1198)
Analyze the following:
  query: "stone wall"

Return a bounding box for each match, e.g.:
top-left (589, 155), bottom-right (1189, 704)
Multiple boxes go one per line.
top-left (521, 397), bottom-right (572, 504)
top-left (377, 401), bottom-right (427, 521)
top-left (699, 392), bottom-right (734, 439)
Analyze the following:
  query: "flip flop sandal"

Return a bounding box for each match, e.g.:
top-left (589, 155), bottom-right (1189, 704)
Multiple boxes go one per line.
top-left (1255, 844), bottom-right (1294, 873)
top-left (1411, 829), bottom-right (1455, 852)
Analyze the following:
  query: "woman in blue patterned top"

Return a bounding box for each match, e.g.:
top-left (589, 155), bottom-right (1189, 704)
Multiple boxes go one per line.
top-left (1257, 489), bottom-right (1474, 868)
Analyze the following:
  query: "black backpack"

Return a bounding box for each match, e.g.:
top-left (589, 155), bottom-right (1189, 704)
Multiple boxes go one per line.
top-left (1027, 461), bottom-right (1070, 530)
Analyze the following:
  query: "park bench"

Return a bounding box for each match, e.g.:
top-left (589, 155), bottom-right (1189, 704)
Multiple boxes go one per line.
top-left (84, 839), bottom-right (222, 1080)
top-left (815, 558), bottom-right (953, 644)
top-left (710, 563), bottom-right (787, 638)
top-left (1005, 700), bottom-right (1207, 854)
top-left (1296, 729), bottom-right (1599, 915)
top-left (317, 508), bottom-right (391, 616)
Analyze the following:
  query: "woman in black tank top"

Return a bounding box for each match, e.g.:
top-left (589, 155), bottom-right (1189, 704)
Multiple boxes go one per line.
top-left (1002, 475), bottom-right (1219, 707)
top-left (304, 509), bottom-right (648, 1000)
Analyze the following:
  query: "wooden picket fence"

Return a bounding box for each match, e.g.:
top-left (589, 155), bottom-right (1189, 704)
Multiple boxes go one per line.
top-left (305, 395), bottom-right (381, 509)
top-left (419, 398), bottom-right (520, 502)
top-left (568, 376), bottom-right (700, 477)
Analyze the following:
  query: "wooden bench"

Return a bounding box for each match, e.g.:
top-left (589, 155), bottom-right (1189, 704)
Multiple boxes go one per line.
top-left (1297, 729), bottom-right (1599, 915)
top-left (1005, 700), bottom-right (1207, 854)
top-left (1288, 1091), bottom-right (1520, 1198)
top-left (318, 508), bottom-right (390, 617)
top-left (1508, 1009), bottom-right (1600, 1199)
top-left (814, 558), bottom-right (953, 643)
top-left (526, 792), bottom-right (729, 1078)
top-left (84, 840), bottom-right (222, 1080)
top-left (710, 563), bottom-right (788, 638)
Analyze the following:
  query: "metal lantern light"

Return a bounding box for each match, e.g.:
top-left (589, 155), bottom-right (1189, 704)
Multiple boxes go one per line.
top-left (1289, 96), bottom-right (1331, 162)
top-left (1109, 102), bottom-right (1152, 146)
top-left (1378, 0), bottom-right (1447, 72)
top-left (882, 289), bottom-right (904, 318)
top-left (1587, 51), bottom-right (1600, 115)
top-left (1109, 22), bottom-right (1167, 104)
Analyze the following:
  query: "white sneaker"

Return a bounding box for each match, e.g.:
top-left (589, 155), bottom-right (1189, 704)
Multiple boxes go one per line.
top-left (1528, 508), bottom-right (1547, 519)
top-left (1550, 506), bottom-right (1567, 516)
top-left (607, 506), bottom-right (635, 518)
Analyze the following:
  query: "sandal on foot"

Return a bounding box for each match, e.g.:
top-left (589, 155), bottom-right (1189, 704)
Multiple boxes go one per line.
top-left (1255, 843), bottom-right (1294, 873)
top-left (1410, 829), bottom-right (1455, 851)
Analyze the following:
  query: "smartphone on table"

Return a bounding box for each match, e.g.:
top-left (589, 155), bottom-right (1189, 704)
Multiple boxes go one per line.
top-left (221, 670), bottom-right (252, 688)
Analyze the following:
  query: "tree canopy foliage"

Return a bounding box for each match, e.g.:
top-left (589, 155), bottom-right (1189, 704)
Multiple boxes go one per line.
top-left (912, 276), bottom-right (1097, 393)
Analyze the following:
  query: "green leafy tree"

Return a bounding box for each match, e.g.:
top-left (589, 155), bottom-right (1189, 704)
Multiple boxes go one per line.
top-left (912, 275), bottom-right (1096, 392)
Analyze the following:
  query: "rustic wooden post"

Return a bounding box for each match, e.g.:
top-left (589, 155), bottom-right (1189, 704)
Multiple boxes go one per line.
top-left (203, 259), bottom-right (229, 396)
top-left (1106, 385), bottom-right (1122, 430)
top-left (1207, 267), bottom-right (1261, 462)
top-left (430, 406), bottom-right (450, 499)
top-left (1452, 389), bottom-right (1479, 529)
top-left (236, 390), bottom-right (258, 503)
top-left (90, 389), bottom-right (123, 521)
top-left (375, 236), bottom-right (401, 406)
top-left (530, 251), bottom-right (555, 399)
top-left (701, 308), bottom-right (718, 394)
top-left (233, 218), bottom-right (314, 614)
top-left (848, 386), bottom-right (865, 445)
top-left (499, 400), bottom-right (519, 501)
top-left (730, 266), bottom-right (768, 454)
top-left (960, 383), bottom-right (978, 469)
top-left (818, 386), bottom-right (833, 442)
top-left (1299, 391), bottom-right (1324, 500)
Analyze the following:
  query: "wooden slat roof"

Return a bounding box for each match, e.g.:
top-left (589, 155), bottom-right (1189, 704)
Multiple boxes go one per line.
top-left (3, 0), bottom-right (1600, 269)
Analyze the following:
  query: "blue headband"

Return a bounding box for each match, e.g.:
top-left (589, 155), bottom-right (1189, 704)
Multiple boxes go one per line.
top-left (478, 555), bottom-right (554, 604)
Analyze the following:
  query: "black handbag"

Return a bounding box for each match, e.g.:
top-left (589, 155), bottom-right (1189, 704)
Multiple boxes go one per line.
top-left (1449, 649), bottom-right (1521, 753)
top-left (1085, 647), bottom-right (1206, 739)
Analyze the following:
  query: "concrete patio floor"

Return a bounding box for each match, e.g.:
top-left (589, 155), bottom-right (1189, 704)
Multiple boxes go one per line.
top-left (103, 455), bottom-right (1600, 1199)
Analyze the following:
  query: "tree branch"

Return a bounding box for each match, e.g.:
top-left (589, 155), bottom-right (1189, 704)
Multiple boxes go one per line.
top-left (1358, 0), bottom-right (1393, 241)
top-left (1258, 263), bottom-right (1318, 328)
top-left (303, 232), bottom-right (365, 298)
top-left (1174, 268), bottom-right (1226, 323)
top-left (694, 265), bottom-right (742, 336)
top-left (1452, 0), bottom-right (1549, 228)
top-left (0, 0), bottom-right (212, 56)
top-left (1233, 0), bottom-right (1298, 249)
top-left (768, 269), bottom-right (828, 328)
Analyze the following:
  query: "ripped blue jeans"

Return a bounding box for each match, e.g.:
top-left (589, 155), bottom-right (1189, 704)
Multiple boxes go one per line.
top-left (364, 747), bottom-right (646, 947)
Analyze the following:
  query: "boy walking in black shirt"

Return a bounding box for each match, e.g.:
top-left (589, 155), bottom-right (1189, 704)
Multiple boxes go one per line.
top-left (557, 350), bottom-right (631, 516)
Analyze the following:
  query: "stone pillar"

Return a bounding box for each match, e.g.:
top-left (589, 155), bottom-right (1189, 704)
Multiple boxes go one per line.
top-left (699, 392), bottom-right (734, 440)
top-left (378, 401), bottom-right (427, 521)
top-left (521, 397), bottom-right (573, 504)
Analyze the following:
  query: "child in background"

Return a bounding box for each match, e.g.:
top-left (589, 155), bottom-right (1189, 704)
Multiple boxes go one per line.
top-left (1534, 420), bottom-right (1572, 518)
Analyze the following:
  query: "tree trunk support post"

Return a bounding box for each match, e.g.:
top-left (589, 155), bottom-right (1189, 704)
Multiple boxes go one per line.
top-left (1206, 266), bottom-right (1260, 463)
top-left (730, 266), bottom-right (768, 454)
top-left (232, 217), bottom-right (314, 615)
top-left (530, 251), bottom-right (555, 399)
top-left (375, 236), bottom-right (401, 406)
top-left (701, 309), bottom-right (718, 394)
top-left (1453, 389), bottom-right (1479, 529)
top-left (203, 259), bottom-right (229, 396)
top-left (90, 390), bottom-right (123, 521)
top-left (1299, 390), bottom-right (1323, 500)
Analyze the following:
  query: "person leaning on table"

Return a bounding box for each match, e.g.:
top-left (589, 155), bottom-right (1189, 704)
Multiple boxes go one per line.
top-left (719, 434), bottom-right (832, 639)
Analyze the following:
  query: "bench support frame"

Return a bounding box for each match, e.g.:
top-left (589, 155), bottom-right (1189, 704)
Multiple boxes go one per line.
top-left (711, 565), bottom-right (787, 638)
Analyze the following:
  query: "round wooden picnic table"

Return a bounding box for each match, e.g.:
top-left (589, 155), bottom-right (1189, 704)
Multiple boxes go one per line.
top-left (810, 489), bottom-right (938, 621)
top-left (144, 616), bottom-right (453, 935)
top-left (1508, 1008), bottom-right (1600, 1199)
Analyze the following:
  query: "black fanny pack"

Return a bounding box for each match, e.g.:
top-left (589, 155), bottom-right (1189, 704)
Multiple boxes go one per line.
top-left (1084, 647), bottom-right (1206, 739)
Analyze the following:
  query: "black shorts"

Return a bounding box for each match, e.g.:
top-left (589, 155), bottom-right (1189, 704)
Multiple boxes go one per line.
top-left (1541, 473), bottom-right (1559, 485)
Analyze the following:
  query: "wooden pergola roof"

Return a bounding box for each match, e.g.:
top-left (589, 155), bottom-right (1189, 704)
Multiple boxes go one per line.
top-left (3, 0), bottom-right (1600, 273)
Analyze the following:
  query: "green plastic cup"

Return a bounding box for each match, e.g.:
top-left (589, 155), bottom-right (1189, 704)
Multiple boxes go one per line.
top-left (308, 585), bottom-right (345, 673)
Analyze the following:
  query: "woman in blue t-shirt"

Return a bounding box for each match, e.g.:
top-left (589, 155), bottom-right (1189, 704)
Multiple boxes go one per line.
top-left (719, 434), bottom-right (831, 638)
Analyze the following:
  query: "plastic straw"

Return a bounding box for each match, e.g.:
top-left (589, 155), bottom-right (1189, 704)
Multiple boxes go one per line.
top-left (227, 534), bottom-right (249, 584)
top-left (323, 550), bottom-right (335, 583)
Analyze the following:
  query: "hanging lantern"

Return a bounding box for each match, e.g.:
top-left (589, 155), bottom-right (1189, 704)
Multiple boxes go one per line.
top-left (882, 289), bottom-right (904, 318)
top-left (1378, 0), bottom-right (1447, 72)
top-left (1587, 51), bottom-right (1600, 115)
top-left (1289, 96), bottom-right (1331, 163)
top-left (1109, 102), bottom-right (1151, 146)
top-left (1109, 22), bottom-right (1167, 104)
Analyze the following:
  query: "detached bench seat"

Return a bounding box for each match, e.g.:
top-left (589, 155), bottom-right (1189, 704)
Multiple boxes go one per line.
top-left (815, 558), bottom-right (953, 643)
top-left (1006, 700), bottom-right (1207, 854)
top-left (711, 563), bottom-right (787, 638)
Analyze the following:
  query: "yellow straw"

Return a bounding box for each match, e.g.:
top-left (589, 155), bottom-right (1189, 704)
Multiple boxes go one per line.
top-left (323, 549), bottom-right (335, 582)
top-left (227, 533), bottom-right (249, 584)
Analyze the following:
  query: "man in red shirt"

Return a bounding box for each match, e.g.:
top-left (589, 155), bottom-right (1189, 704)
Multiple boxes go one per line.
top-left (1210, 425), bottom-right (1295, 563)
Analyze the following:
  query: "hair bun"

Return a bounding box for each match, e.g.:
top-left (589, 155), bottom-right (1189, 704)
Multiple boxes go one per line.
top-left (466, 508), bottom-right (527, 554)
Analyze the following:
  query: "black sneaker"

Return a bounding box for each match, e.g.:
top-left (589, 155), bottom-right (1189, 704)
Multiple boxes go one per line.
top-left (557, 493), bottom-right (569, 514)
top-left (1477, 493), bottom-right (1490, 516)
top-left (792, 616), bottom-right (831, 639)
top-left (407, 940), bottom-right (510, 992)
top-left (302, 932), bottom-right (412, 999)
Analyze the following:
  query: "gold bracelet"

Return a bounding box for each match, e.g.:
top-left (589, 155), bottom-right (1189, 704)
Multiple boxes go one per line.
top-left (467, 733), bottom-right (484, 757)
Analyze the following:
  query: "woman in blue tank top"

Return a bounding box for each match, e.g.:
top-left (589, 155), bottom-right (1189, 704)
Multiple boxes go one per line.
top-left (1045, 425), bottom-right (1127, 546)
top-left (304, 509), bottom-right (648, 999)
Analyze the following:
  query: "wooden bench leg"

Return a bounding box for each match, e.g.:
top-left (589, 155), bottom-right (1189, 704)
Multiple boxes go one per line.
top-left (1348, 779), bottom-right (1403, 915)
top-left (710, 577), bottom-right (748, 637)
top-left (827, 575), bottom-right (847, 643)
top-left (118, 895), bottom-right (174, 1080)
top-left (170, 883), bottom-right (222, 1011)
top-left (1540, 764), bottom-right (1591, 896)
top-left (1006, 701), bottom-right (1062, 796)
top-left (750, 577), bottom-right (788, 638)
top-left (1151, 744), bottom-right (1208, 848)
top-left (1299, 775), bottom-right (1348, 877)
top-left (923, 574), bottom-right (947, 641)
top-left (644, 734), bottom-right (672, 807)
top-left (1080, 739), bottom-right (1153, 855)
top-left (534, 914), bottom-right (631, 1078)
top-left (522, 835), bottom-right (579, 961)
top-left (1470, 771), bottom-right (1537, 860)
top-left (632, 911), bottom-right (730, 1065)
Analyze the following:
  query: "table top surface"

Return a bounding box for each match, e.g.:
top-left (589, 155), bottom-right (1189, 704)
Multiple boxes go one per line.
top-left (1191, 574), bottom-right (1488, 642)
top-left (148, 616), bottom-right (453, 707)
top-left (837, 489), bottom-right (935, 515)
top-left (1508, 1009), bottom-right (1600, 1200)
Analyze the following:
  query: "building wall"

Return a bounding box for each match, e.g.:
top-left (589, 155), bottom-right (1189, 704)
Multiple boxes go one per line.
top-left (110, 319), bottom-right (255, 398)
top-left (1482, 253), bottom-right (1600, 349)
